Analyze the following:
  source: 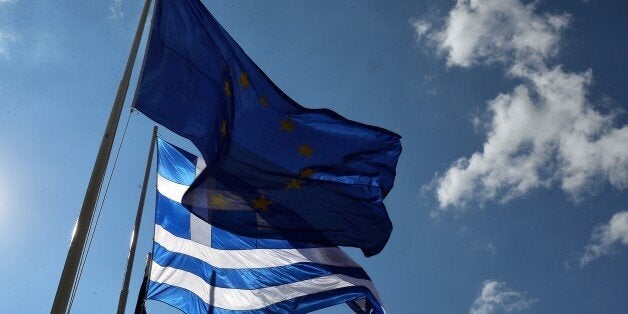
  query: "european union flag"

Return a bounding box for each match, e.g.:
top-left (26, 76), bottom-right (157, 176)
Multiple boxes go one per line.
top-left (135, 0), bottom-right (401, 256)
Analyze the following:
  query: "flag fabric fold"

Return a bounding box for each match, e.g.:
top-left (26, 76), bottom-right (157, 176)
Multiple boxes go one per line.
top-left (135, 0), bottom-right (401, 256)
top-left (147, 138), bottom-right (385, 313)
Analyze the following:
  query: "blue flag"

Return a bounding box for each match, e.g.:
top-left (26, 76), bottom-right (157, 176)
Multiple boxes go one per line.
top-left (135, 0), bottom-right (401, 256)
top-left (148, 139), bottom-right (385, 313)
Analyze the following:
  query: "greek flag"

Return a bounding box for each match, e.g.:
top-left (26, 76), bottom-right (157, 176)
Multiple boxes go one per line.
top-left (147, 138), bottom-right (385, 313)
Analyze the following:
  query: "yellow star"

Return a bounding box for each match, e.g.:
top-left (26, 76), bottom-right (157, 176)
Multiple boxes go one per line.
top-left (285, 178), bottom-right (303, 190)
top-left (208, 193), bottom-right (228, 209)
top-left (238, 72), bottom-right (250, 89)
top-left (252, 194), bottom-right (272, 213)
top-left (223, 80), bottom-right (231, 97)
top-left (280, 118), bottom-right (295, 133)
top-left (220, 120), bottom-right (227, 137)
top-left (299, 168), bottom-right (314, 178)
top-left (298, 144), bottom-right (315, 158)
top-left (259, 96), bottom-right (269, 108)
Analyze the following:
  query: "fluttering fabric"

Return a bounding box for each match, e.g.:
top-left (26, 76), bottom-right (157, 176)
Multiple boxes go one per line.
top-left (134, 0), bottom-right (401, 256)
top-left (147, 138), bottom-right (385, 313)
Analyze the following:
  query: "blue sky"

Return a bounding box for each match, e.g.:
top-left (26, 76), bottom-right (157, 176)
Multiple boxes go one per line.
top-left (0, 0), bottom-right (627, 313)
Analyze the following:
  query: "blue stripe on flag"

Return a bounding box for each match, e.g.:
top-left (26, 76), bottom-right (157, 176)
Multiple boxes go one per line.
top-left (156, 138), bottom-right (197, 185)
top-left (155, 193), bottom-right (190, 239)
top-left (148, 281), bottom-right (380, 314)
top-left (210, 224), bottom-right (321, 250)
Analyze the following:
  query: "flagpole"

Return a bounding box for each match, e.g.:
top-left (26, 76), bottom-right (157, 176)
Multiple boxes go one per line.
top-left (116, 126), bottom-right (157, 314)
top-left (134, 253), bottom-right (152, 314)
top-left (51, 0), bottom-right (153, 312)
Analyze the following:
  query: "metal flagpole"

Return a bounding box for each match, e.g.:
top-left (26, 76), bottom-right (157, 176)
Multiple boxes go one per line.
top-left (51, 0), bottom-right (153, 312)
top-left (134, 253), bottom-right (153, 314)
top-left (116, 126), bottom-right (157, 314)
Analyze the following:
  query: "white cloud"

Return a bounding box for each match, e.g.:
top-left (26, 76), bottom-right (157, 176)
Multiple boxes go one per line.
top-left (579, 211), bottom-right (628, 267)
top-left (412, 19), bottom-right (432, 39)
top-left (484, 243), bottom-right (496, 259)
top-left (431, 0), bottom-right (569, 68)
top-left (0, 32), bottom-right (17, 58)
top-left (437, 66), bottom-right (628, 207)
top-left (416, 0), bottom-right (628, 209)
top-left (110, 0), bottom-right (124, 19)
top-left (471, 280), bottom-right (537, 314)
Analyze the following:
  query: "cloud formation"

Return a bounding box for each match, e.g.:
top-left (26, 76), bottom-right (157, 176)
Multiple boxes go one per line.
top-left (110, 0), bottom-right (124, 19)
top-left (471, 280), bottom-right (537, 314)
top-left (416, 0), bottom-right (569, 68)
top-left (0, 32), bottom-right (17, 58)
top-left (416, 0), bottom-right (628, 209)
top-left (0, 0), bottom-right (17, 57)
top-left (579, 211), bottom-right (628, 267)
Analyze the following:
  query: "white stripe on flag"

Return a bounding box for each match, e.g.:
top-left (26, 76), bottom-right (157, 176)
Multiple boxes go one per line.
top-left (157, 174), bottom-right (187, 203)
top-left (154, 224), bottom-right (360, 269)
top-left (150, 262), bottom-right (381, 310)
top-left (190, 213), bottom-right (212, 247)
top-left (157, 174), bottom-right (250, 210)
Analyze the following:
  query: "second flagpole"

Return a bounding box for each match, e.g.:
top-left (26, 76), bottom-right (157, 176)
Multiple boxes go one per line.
top-left (116, 126), bottom-right (158, 314)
